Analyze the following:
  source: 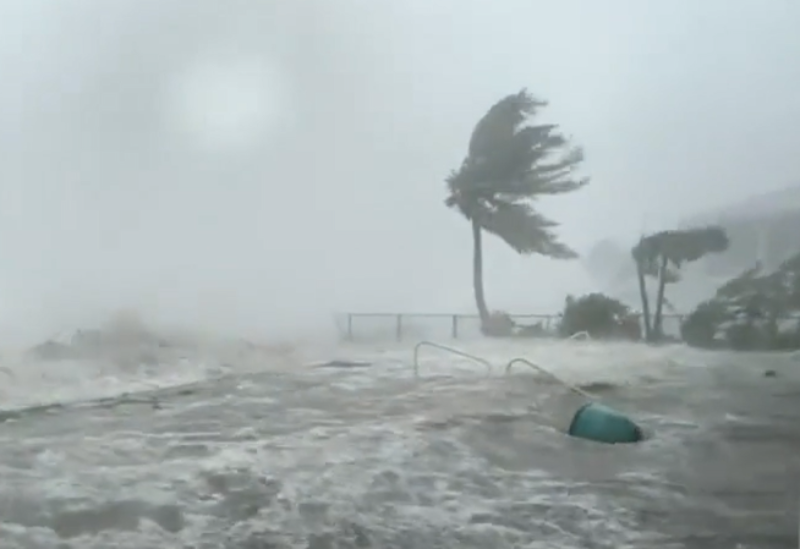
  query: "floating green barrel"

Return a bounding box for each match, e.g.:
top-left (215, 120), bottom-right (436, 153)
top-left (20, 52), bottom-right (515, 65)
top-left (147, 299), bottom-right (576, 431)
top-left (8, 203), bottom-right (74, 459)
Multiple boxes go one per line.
top-left (567, 402), bottom-right (643, 444)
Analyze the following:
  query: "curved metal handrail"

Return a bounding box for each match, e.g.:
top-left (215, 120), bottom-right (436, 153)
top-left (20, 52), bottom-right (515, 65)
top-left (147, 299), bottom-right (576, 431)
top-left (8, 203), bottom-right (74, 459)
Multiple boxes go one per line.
top-left (504, 357), bottom-right (593, 399)
top-left (412, 340), bottom-right (492, 378)
top-left (567, 331), bottom-right (591, 340)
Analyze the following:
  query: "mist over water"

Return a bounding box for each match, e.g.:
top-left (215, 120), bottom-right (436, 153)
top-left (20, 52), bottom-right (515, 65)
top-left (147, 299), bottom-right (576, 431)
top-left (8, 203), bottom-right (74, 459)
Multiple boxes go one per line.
top-left (0, 1), bottom-right (797, 341)
top-left (0, 1), bottom-right (412, 342)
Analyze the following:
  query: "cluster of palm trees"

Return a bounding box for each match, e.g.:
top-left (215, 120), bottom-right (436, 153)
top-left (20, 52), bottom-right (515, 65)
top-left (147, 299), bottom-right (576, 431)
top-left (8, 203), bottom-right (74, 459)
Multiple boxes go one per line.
top-left (445, 89), bottom-right (730, 340)
top-left (632, 227), bottom-right (729, 341)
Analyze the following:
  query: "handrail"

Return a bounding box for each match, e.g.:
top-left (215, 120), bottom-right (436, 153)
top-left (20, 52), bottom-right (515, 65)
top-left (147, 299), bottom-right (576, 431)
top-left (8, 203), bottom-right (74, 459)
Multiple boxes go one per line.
top-left (412, 340), bottom-right (492, 378)
top-left (567, 331), bottom-right (591, 340)
top-left (504, 357), bottom-right (593, 399)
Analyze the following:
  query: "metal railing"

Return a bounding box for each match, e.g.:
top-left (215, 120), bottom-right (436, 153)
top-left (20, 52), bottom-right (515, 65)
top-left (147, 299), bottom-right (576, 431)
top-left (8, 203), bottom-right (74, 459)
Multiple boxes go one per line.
top-left (340, 312), bottom-right (688, 342)
top-left (412, 340), bottom-right (493, 378)
top-left (341, 312), bottom-right (562, 341)
top-left (504, 357), bottom-right (593, 399)
top-left (567, 331), bottom-right (592, 341)
top-left (409, 339), bottom-right (594, 399)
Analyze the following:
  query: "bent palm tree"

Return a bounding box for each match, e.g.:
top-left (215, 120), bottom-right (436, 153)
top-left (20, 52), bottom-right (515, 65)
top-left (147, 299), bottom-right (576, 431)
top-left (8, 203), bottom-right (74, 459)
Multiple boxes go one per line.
top-left (445, 90), bottom-right (588, 330)
top-left (633, 226), bottom-right (729, 341)
top-left (632, 236), bottom-right (655, 340)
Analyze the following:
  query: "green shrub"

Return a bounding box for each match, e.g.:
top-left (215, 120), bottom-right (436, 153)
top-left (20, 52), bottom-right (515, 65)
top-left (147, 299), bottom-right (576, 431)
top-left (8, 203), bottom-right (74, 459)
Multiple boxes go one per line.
top-left (558, 293), bottom-right (641, 340)
top-left (680, 300), bottom-right (726, 349)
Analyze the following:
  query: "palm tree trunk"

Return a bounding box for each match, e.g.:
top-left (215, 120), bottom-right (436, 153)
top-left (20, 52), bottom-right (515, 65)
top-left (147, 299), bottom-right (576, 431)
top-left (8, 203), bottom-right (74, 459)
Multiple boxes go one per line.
top-left (653, 255), bottom-right (669, 340)
top-left (635, 259), bottom-right (652, 341)
top-left (471, 219), bottom-right (490, 326)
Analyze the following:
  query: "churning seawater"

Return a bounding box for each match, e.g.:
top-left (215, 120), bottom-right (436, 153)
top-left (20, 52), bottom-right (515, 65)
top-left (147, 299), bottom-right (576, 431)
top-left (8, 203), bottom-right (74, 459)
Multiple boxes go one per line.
top-left (0, 336), bottom-right (797, 548)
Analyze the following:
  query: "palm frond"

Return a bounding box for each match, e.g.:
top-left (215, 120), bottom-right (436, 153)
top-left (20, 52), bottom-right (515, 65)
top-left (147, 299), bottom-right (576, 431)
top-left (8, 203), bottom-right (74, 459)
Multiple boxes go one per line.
top-left (454, 90), bottom-right (588, 199)
top-left (446, 88), bottom-right (587, 260)
top-left (522, 147), bottom-right (588, 195)
top-left (632, 226), bottom-right (729, 284)
top-left (636, 226), bottom-right (729, 268)
top-left (477, 200), bottom-right (577, 258)
top-left (468, 89), bottom-right (546, 160)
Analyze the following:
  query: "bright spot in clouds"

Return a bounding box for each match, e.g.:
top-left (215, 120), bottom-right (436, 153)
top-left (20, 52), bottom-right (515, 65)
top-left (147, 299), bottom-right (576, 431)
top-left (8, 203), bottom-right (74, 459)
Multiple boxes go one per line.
top-left (164, 54), bottom-right (290, 152)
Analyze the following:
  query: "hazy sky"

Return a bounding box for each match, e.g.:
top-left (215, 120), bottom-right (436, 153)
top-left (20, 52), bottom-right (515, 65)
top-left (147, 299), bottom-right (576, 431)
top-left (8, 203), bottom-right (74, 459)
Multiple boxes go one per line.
top-left (0, 0), bottom-right (797, 342)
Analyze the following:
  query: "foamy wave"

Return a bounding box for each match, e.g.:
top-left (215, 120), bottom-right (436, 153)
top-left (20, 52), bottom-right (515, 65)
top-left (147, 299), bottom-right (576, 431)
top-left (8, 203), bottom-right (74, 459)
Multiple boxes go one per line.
top-left (0, 327), bottom-right (304, 411)
top-left (0, 355), bottom-right (229, 410)
top-left (0, 337), bottom-right (755, 547)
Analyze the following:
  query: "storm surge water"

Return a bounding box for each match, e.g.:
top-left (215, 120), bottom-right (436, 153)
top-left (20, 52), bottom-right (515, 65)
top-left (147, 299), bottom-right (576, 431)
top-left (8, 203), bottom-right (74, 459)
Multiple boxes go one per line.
top-left (0, 333), bottom-right (796, 548)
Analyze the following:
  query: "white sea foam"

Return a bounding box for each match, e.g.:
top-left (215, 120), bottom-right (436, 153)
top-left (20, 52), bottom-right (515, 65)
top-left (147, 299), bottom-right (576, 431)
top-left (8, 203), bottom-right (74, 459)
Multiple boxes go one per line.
top-left (0, 336), bottom-right (755, 547)
top-left (0, 330), bottom-right (304, 411)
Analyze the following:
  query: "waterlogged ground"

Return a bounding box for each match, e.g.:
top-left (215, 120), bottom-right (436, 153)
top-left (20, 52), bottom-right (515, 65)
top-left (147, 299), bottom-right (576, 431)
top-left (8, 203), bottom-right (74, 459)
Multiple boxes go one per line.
top-left (0, 337), bottom-right (798, 548)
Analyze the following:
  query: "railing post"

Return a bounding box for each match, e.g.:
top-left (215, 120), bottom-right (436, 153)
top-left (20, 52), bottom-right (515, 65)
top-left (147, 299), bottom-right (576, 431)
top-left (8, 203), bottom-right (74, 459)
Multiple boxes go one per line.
top-left (347, 314), bottom-right (353, 341)
top-left (395, 314), bottom-right (403, 341)
top-left (451, 315), bottom-right (458, 338)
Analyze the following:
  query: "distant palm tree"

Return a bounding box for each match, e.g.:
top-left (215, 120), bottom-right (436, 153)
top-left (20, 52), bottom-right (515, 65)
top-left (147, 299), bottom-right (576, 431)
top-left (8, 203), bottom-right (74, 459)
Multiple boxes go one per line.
top-left (633, 226), bottom-right (729, 340)
top-left (632, 235), bottom-right (656, 339)
top-left (445, 90), bottom-right (588, 330)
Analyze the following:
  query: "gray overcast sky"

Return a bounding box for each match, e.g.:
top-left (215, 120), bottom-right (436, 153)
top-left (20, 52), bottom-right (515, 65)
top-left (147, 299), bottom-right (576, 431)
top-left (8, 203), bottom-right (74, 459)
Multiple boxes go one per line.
top-left (0, 0), bottom-right (797, 342)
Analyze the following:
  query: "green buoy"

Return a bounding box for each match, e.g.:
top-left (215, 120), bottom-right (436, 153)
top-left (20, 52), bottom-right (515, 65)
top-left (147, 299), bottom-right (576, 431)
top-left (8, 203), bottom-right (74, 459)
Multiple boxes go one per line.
top-left (567, 402), bottom-right (643, 444)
